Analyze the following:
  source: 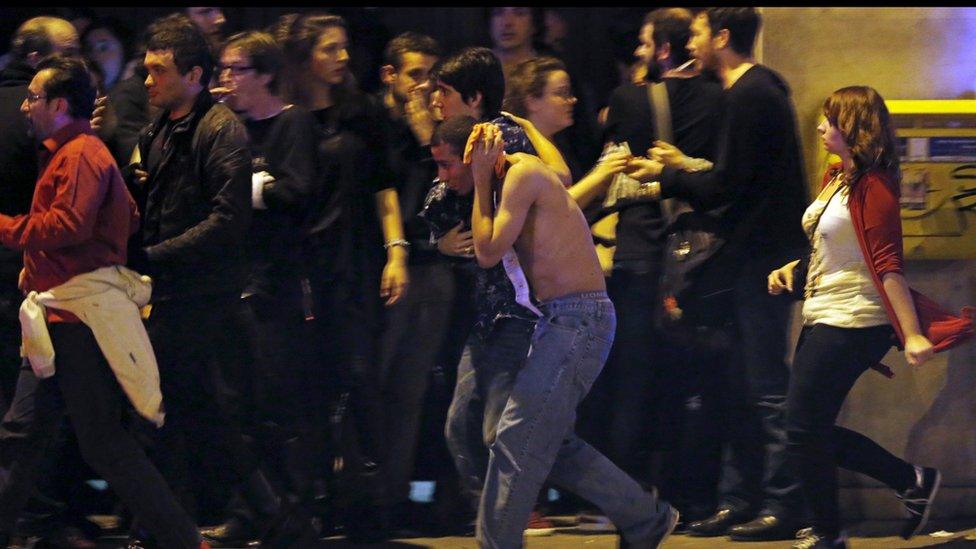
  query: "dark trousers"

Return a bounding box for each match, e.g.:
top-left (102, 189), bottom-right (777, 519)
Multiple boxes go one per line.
top-left (579, 262), bottom-right (683, 488)
top-left (310, 273), bottom-right (385, 506)
top-left (147, 296), bottom-right (258, 519)
top-left (785, 323), bottom-right (915, 537)
top-left (241, 293), bottom-right (326, 428)
top-left (718, 252), bottom-right (802, 518)
top-left (0, 361), bottom-right (92, 532)
top-left (0, 322), bottom-right (199, 547)
top-left (376, 261), bottom-right (455, 506)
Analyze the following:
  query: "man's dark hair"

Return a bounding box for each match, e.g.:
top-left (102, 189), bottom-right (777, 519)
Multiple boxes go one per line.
top-left (146, 13), bottom-right (214, 86)
top-left (704, 7), bottom-right (760, 57)
top-left (484, 7), bottom-right (546, 51)
top-left (383, 32), bottom-right (441, 70)
top-left (431, 115), bottom-right (477, 156)
top-left (647, 8), bottom-right (694, 67)
top-left (434, 47), bottom-right (504, 121)
top-left (10, 17), bottom-right (61, 61)
top-left (36, 55), bottom-right (97, 119)
top-left (223, 31), bottom-right (283, 94)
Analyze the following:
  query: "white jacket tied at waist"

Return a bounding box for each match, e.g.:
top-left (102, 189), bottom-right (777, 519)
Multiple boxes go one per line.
top-left (19, 265), bottom-right (164, 427)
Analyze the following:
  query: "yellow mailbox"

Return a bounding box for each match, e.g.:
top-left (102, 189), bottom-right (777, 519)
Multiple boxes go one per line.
top-left (884, 100), bottom-right (976, 259)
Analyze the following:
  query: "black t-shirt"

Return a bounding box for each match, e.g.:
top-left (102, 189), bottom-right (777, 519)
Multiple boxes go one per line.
top-left (377, 94), bottom-right (440, 265)
top-left (146, 111), bottom-right (190, 177)
top-left (243, 105), bottom-right (317, 302)
top-left (306, 93), bottom-right (394, 281)
top-left (603, 76), bottom-right (724, 262)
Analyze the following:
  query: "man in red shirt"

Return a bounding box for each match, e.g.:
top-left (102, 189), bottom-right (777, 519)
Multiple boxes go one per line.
top-left (0, 55), bottom-right (205, 549)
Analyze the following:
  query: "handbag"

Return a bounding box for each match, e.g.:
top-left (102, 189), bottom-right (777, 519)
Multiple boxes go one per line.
top-left (656, 208), bottom-right (730, 330)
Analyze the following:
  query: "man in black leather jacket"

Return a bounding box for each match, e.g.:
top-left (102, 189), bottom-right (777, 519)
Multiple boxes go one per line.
top-left (127, 15), bottom-right (314, 546)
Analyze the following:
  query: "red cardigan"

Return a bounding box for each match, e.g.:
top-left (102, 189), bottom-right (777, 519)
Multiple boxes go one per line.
top-left (821, 165), bottom-right (973, 368)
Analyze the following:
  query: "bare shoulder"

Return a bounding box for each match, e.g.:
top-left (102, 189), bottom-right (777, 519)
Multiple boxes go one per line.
top-left (506, 153), bottom-right (559, 188)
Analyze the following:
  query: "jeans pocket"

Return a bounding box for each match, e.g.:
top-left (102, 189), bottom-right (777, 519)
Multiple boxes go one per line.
top-left (548, 312), bottom-right (585, 332)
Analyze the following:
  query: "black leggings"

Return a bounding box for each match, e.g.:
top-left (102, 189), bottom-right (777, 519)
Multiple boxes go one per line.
top-left (785, 323), bottom-right (916, 538)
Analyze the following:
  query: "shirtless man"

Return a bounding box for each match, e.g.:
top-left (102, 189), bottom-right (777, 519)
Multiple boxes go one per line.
top-left (430, 115), bottom-right (678, 549)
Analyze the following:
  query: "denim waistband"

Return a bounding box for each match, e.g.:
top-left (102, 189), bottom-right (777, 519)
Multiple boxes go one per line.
top-left (539, 291), bottom-right (612, 314)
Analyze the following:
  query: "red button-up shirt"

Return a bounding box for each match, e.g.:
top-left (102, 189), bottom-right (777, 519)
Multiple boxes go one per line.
top-left (0, 119), bottom-right (139, 322)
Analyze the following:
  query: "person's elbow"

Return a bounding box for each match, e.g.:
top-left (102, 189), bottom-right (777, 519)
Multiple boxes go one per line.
top-left (474, 246), bottom-right (502, 269)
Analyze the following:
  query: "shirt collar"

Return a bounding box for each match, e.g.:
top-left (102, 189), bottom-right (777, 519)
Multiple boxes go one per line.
top-left (40, 119), bottom-right (93, 155)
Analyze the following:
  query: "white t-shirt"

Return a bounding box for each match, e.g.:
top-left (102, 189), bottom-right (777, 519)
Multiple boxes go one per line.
top-left (801, 185), bottom-right (889, 328)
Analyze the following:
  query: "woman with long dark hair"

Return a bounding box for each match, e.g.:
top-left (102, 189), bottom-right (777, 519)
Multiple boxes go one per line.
top-left (280, 13), bottom-right (408, 541)
top-left (768, 86), bottom-right (972, 549)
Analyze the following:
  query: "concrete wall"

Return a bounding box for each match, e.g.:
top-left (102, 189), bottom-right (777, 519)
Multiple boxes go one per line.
top-left (762, 7), bottom-right (976, 519)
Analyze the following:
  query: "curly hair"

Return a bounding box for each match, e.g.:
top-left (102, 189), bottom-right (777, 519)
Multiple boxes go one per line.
top-left (822, 86), bottom-right (899, 181)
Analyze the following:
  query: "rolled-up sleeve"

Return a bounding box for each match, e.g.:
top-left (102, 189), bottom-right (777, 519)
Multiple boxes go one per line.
top-left (860, 174), bottom-right (903, 277)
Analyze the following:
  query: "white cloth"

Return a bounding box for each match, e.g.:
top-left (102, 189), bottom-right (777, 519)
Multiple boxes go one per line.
top-left (252, 171), bottom-right (273, 210)
top-left (802, 188), bottom-right (888, 328)
top-left (19, 265), bottom-right (165, 427)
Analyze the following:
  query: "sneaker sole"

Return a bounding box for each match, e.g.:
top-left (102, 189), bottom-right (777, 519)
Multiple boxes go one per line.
top-left (904, 469), bottom-right (941, 539)
top-left (523, 527), bottom-right (556, 537)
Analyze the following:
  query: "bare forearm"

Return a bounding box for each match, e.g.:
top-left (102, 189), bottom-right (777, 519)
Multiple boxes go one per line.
top-left (569, 168), bottom-right (614, 209)
top-left (882, 272), bottom-right (923, 337)
top-left (375, 188), bottom-right (408, 263)
top-left (471, 182), bottom-right (502, 267)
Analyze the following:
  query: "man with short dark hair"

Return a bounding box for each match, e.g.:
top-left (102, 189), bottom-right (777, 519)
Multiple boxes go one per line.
top-left (0, 54), bottom-right (205, 549)
top-left (630, 7), bottom-right (808, 541)
top-left (424, 46), bottom-right (573, 534)
top-left (487, 7), bottom-right (545, 82)
top-left (575, 6), bottom-right (724, 525)
top-left (185, 6), bottom-right (226, 55)
top-left (432, 115), bottom-right (679, 549)
top-left (131, 16), bottom-right (311, 546)
top-left (374, 31), bottom-right (457, 534)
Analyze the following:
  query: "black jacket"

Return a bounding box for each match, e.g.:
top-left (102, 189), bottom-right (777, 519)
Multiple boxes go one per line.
top-left (132, 90), bottom-right (252, 300)
top-left (0, 60), bottom-right (37, 218)
top-left (660, 65), bottom-right (809, 275)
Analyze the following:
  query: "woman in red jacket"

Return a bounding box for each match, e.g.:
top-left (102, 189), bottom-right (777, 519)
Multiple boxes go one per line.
top-left (768, 86), bottom-right (972, 549)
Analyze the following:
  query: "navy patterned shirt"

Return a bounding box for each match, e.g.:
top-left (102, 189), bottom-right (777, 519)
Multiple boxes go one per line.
top-left (419, 114), bottom-right (538, 336)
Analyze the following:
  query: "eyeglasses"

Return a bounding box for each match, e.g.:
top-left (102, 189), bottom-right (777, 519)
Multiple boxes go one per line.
top-left (26, 91), bottom-right (48, 103)
top-left (218, 64), bottom-right (255, 75)
top-left (549, 88), bottom-right (575, 101)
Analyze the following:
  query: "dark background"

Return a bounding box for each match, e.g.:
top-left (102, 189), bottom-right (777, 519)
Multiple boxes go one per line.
top-left (0, 6), bottom-right (651, 107)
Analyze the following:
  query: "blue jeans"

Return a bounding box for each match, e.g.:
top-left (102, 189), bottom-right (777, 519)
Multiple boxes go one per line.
top-left (477, 292), bottom-right (672, 548)
top-left (445, 317), bottom-right (535, 509)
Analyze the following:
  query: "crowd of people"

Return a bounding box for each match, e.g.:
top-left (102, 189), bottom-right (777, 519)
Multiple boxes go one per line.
top-left (0, 6), bottom-right (972, 549)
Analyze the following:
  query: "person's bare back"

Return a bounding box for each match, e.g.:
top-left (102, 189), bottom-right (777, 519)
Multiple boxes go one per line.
top-left (472, 147), bottom-right (604, 301)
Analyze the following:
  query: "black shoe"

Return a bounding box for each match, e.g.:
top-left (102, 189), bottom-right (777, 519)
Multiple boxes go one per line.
top-left (729, 514), bottom-right (801, 541)
top-left (898, 465), bottom-right (941, 539)
top-left (792, 527), bottom-right (848, 548)
top-left (259, 504), bottom-right (320, 549)
top-left (687, 508), bottom-right (751, 537)
top-left (201, 516), bottom-right (259, 547)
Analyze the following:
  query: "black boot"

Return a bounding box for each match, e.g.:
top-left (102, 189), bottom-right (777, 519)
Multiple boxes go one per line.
top-left (241, 470), bottom-right (318, 548)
